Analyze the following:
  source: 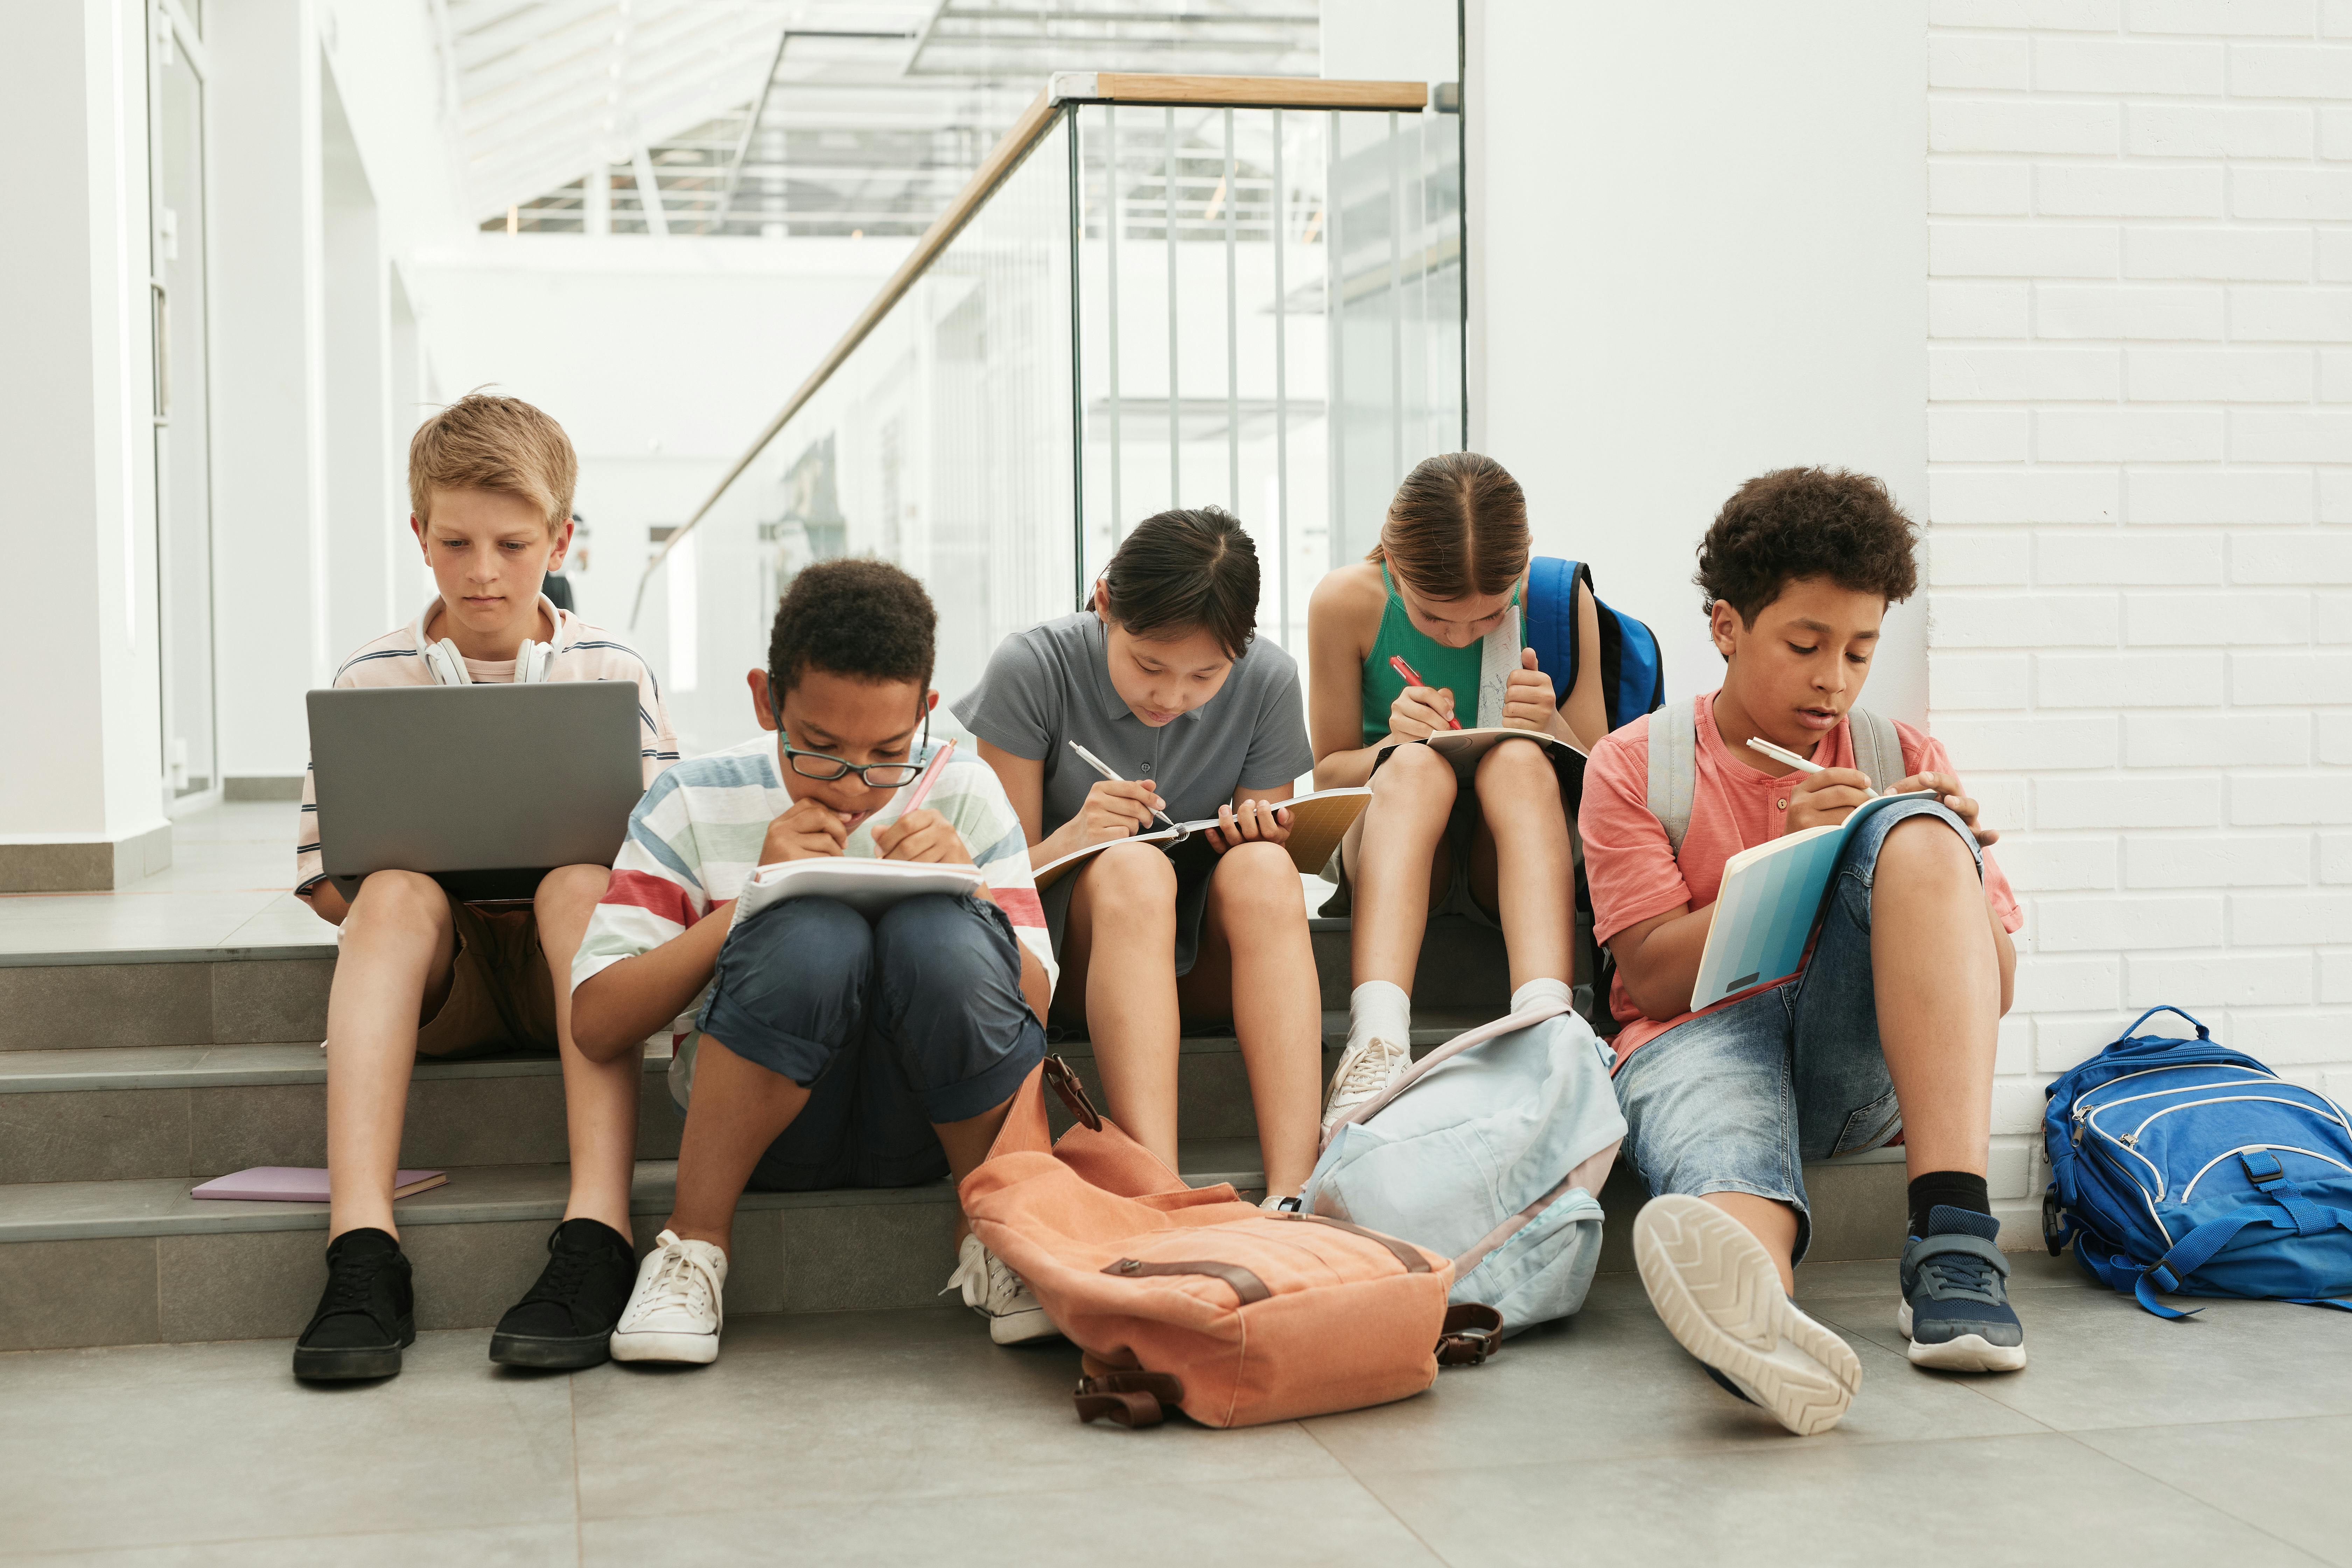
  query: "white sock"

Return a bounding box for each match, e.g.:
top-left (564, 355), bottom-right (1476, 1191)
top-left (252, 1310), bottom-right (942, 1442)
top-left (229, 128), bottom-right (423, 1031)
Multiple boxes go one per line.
top-left (1348, 980), bottom-right (1411, 1055)
top-left (1511, 977), bottom-right (1573, 1016)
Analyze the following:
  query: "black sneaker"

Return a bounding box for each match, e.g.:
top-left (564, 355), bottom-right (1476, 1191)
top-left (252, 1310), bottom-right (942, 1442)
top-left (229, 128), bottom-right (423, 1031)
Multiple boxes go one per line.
top-left (293, 1227), bottom-right (414, 1381)
top-left (489, 1218), bottom-right (637, 1369)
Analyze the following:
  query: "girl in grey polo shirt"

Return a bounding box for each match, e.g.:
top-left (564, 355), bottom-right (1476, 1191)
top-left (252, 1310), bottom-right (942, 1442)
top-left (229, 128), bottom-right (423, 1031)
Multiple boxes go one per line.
top-left (955, 507), bottom-right (1322, 1202)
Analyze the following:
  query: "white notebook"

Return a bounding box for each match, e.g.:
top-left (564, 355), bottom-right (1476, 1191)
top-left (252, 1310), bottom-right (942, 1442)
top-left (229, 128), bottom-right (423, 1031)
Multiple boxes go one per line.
top-left (1690, 792), bottom-right (1936, 1010)
top-left (728, 857), bottom-right (986, 928)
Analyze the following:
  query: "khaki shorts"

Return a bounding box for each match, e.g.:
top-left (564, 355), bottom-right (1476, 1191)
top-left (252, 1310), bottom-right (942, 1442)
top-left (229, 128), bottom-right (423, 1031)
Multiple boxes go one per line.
top-left (414, 901), bottom-right (560, 1059)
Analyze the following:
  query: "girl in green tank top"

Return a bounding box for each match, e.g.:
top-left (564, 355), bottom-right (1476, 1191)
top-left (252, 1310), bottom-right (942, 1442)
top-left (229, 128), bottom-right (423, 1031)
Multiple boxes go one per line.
top-left (1306, 454), bottom-right (1599, 1139)
top-left (1357, 561), bottom-right (1520, 748)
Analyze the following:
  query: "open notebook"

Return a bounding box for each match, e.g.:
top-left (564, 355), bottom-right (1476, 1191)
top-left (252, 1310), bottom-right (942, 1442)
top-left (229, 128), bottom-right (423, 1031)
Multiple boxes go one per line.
top-left (728, 858), bottom-right (988, 927)
top-left (1689, 791), bottom-right (1936, 1009)
top-left (1030, 787), bottom-right (1371, 892)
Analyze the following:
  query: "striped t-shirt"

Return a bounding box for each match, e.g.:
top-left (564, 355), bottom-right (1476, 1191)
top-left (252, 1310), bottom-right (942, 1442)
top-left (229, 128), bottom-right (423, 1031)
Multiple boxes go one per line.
top-left (571, 733), bottom-right (1057, 1019)
top-left (294, 595), bottom-right (680, 899)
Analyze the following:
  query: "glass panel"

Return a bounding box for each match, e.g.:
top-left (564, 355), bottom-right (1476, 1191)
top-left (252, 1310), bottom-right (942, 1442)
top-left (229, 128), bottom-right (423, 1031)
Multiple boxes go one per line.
top-left (1074, 99), bottom-right (1461, 659)
top-left (153, 14), bottom-right (216, 797)
top-left (638, 112), bottom-right (1077, 755)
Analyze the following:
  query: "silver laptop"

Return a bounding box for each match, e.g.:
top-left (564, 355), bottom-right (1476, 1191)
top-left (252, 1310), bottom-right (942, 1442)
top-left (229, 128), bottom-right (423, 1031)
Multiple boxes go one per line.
top-left (306, 683), bottom-right (648, 902)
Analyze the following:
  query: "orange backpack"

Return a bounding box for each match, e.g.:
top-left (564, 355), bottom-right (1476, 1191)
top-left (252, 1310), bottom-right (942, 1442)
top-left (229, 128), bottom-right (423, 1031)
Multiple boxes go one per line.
top-left (959, 1059), bottom-right (1502, 1429)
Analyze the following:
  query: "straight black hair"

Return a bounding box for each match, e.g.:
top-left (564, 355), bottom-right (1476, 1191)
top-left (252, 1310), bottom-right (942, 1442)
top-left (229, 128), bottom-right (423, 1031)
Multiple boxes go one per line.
top-left (1097, 506), bottom-right (1260, 658)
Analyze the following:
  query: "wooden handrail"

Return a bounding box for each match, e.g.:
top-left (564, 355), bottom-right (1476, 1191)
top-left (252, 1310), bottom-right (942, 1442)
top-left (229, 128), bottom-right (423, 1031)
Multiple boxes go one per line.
top-left (631, 74), bottom-right (1434, 623)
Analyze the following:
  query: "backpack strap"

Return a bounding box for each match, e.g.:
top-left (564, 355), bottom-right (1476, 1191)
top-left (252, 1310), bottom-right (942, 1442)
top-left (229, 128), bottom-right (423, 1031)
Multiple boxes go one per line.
top-left (1524, 557), bottom-right (1583, 709)
top-left (1848, 707), bottom-right (1904, 796)
top-left (1646, 700), bottom-right (1699, 857)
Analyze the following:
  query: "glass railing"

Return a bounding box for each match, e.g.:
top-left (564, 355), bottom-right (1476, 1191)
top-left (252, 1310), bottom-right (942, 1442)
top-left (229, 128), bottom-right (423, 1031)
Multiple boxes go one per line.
top-left (634, 75), bottom-right (1464, 756)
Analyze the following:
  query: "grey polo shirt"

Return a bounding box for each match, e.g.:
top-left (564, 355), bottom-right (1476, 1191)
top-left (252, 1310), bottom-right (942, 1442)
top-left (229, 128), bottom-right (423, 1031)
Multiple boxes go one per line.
top-left (951, 611), bottom-right (1315, 838)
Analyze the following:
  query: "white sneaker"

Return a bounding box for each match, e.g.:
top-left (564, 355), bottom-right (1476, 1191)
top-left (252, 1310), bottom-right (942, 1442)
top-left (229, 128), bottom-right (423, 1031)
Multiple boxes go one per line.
top-left (1322, 1034), bottom-right (1410, 1132)
top-left (1632, 1195), bottom-right (1862, 1437)
top-left (608, 1228), bottom-right (728, 1365)
top-left (943, 1234), bottom-right (1059, 1345)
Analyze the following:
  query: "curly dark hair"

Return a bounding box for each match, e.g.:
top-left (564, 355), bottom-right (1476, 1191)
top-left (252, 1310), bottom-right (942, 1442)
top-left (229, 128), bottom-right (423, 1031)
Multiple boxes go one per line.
top-left (767, 556), bottom-right (935, 695)
top-left (1695, 468), bottom-right (1920, 625)
top-left (1100, 505), bottom-right (1259, 656)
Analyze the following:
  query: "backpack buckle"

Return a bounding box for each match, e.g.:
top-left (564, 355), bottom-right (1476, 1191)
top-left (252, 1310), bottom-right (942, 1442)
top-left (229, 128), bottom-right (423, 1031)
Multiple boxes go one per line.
top-left (2041, 1191), bottom-right (2066, 1256)
top-left (2240, 1150), bottom-right (2287, 1189)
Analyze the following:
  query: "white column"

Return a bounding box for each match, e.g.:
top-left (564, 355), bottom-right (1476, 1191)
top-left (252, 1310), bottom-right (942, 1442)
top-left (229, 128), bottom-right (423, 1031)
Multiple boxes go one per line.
top-left (208, 0), bottom-right (329, 792)
top-left (0, 0), bottom-right (171, 891)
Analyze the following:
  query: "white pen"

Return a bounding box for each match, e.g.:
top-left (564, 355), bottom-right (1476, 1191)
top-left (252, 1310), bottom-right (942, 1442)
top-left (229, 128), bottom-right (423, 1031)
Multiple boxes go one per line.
top-left (1746, 736), bottom-right (1879, 800)
top-left (1066, 741), bottom-right (1179, 831)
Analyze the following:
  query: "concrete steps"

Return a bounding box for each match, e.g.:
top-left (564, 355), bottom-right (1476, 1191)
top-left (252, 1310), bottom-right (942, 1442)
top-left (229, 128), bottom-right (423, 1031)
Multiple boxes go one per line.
top-left (0, 916), bottom-right (1913, 1353)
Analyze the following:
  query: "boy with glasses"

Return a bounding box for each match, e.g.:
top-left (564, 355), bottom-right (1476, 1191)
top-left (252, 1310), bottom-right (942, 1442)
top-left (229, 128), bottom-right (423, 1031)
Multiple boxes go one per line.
top-left (568, 559), bottom-right (1056, 1363)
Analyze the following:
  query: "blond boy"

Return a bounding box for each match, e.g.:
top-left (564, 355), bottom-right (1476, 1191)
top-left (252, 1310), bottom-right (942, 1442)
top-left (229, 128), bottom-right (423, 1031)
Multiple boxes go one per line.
top-left (290, 394), bottom-right (678, 1381)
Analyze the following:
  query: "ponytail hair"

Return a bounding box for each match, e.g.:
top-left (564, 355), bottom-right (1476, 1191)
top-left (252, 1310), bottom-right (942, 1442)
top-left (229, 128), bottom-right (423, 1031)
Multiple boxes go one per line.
top-left (1366, 452), bottom-right (1529, 600)
top-left (1098, 505), bottom-right (1260, 657)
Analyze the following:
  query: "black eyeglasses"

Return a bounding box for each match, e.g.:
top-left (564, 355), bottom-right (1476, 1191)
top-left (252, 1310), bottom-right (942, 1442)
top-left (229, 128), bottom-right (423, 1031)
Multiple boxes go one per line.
top-left (777, 709), bottom-right (931, 787)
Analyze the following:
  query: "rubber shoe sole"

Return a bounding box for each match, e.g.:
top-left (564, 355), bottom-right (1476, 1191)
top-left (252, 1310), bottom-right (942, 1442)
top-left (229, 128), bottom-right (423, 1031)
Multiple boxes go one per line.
top-left (293, 1319), bottom-right (415, 1381)
top-left (609, 1328), bottom-right (719, 1365)
top-left (988, 1302), bottom-right (1063, 1346)
top-left (1633, 1195), bottom-right (1862, 1437)
top-left (1897, 1302), bottom-right (2029, 1373)
top-left (489, 1328), bottom-right (614, 1370)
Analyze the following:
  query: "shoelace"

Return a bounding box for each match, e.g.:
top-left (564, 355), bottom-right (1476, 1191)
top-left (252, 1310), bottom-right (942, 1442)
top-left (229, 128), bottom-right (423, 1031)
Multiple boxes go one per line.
top-left (320, 1249), bottom-right (393, 1319)
top-left (634, 1243), bottom-right (720, 1322)
top-left (942, 1246), bottom-right (1027, 1313)
top-left (517, 1239), bottom-right (596, 1308)
top-left (1330, 1037), bottom-right (1407, 1102)
top-left (1916, 1246), bottom-right (2002, 1305)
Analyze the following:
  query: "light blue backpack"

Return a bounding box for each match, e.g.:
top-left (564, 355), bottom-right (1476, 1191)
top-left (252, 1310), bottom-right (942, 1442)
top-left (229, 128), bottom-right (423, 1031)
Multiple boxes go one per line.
top-left (1298, 1000), bottom-right (1627, 1336)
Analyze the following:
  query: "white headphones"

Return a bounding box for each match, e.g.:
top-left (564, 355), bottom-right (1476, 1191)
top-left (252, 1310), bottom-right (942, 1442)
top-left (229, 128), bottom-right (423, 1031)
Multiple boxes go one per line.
top-left (422, 637), bottom-right (555, 686)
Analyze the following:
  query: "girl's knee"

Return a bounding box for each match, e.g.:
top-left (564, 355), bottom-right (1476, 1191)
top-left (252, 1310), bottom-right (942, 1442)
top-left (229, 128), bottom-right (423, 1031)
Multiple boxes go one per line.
top-left (1085, 841), bottom-right (1180, 913)
top-left (1370, 743), bottom-right (1456, 809)
top-left (1473, 737), bottom-right (1556, 798)
top-left (1213, 841), bottom-right (1306, 919)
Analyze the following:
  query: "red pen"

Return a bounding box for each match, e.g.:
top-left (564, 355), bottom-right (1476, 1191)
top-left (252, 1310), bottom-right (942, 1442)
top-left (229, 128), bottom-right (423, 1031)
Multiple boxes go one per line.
top-left (1389, 655), bottom-right (1463, 730)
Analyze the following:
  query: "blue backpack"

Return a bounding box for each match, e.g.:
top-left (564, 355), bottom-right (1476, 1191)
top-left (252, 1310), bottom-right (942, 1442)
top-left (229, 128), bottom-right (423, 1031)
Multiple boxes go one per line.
top-left (1525, 557), bottom-right (1666, 734)
top-left (2042, 1006), bottom-right (2352, 1317)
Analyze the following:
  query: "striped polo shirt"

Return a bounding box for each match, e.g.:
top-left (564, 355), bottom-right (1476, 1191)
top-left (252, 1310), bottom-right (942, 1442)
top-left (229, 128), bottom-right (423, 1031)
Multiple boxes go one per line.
top-left (571, 733), bottom-right (1056, 1019)
top-left (293, 594), bottom-right (680, 899)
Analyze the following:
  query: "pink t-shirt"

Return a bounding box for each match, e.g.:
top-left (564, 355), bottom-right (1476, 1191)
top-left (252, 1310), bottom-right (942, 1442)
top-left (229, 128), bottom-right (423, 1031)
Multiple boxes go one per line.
top-left (1579, 692), bottom-right (2023, 1065)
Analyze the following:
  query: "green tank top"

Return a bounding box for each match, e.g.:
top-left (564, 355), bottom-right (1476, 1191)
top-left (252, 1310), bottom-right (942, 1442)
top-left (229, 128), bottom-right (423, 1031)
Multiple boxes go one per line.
top-left (1359, 563), bottom-right (1522, 746)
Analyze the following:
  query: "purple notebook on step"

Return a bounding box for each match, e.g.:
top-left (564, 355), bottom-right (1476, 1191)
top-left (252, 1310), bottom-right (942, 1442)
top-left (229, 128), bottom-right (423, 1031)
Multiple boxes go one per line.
top-left (189, 1167), bottom-right (447, 1203)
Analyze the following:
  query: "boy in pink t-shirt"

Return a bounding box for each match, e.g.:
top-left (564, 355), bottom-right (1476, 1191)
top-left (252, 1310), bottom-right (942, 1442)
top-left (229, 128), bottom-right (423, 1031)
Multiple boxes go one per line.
top-left (1578, 468), bottom-right (2026, 1437)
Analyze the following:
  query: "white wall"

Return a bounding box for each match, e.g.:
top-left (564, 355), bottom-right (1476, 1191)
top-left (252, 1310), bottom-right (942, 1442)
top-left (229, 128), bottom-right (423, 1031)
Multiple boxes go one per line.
top-left (1468, 0), bottom-right (1931, 722)
top-left (0, 0), bottom-right (169, 870)
top-left (1925, 0), bottom-right (2352, 1232)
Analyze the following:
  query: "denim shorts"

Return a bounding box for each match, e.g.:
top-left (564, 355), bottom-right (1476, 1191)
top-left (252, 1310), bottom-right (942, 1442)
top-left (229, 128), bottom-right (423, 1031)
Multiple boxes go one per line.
top-left (679, 892), bottom-right (1045, 1192)
top-left (1610, 797), bottom-right (1984, 1264)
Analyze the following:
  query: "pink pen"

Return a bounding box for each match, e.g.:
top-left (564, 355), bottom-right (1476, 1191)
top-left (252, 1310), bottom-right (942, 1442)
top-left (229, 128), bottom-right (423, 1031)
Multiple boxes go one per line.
top-left (893, 739), bottom-right (956, 820)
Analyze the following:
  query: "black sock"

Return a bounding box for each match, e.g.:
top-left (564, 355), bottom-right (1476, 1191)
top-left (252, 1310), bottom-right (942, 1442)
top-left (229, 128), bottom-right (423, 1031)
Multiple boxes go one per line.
top-left (1907, 1171), bottom-right (1991, 1237)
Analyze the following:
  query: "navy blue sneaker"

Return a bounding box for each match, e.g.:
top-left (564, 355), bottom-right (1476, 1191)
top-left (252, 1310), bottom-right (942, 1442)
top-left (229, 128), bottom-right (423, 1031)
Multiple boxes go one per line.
top-left (1898, 1206), bottom-right (2027, 1372)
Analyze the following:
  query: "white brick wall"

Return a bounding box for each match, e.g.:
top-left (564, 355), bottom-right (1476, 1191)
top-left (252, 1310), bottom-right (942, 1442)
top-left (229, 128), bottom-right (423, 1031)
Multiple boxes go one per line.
top-left (1928, 0), bottom-right (2352, 1240)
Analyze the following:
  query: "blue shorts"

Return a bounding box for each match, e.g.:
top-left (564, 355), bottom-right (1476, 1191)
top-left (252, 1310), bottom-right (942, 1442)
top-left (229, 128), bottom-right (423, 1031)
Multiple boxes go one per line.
top-left (1611, 798), bottom-right (1986, 1264)
top-left (684, 892), bottom-right (1045, 1192)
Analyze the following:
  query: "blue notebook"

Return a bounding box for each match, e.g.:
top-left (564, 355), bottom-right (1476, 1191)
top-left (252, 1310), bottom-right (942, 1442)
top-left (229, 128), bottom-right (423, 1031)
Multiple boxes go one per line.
top-left (1689, 793), bottom-right (1936, 1010)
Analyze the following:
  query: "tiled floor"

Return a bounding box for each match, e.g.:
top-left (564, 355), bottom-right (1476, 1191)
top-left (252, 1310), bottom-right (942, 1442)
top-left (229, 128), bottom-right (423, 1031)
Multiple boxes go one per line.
top-left (5, 1255), bottom-right (2349, 1566)
top-left (0, 804), bottom-right (332, 958)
